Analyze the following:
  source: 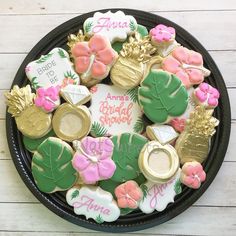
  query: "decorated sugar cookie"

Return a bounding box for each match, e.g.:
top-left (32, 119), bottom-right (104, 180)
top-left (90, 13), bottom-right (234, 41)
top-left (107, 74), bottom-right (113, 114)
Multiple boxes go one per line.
top-left (138, 70), bottom-right (188, 124)
top-left (115, 180), bottom-right (143, 209)
top-left (175, 106), bottom-right (219, 164)
top-left (66, 186), bottom-right (120, 223)
top-left (111, 33), bottom-right (157, 89)
top-left (60, 84), bottom-right (91, 106)
top-left (112, 24), bottom-right (148, 53)
top-left (52, 104), bottom-right (91, 142)
top-left (193, 82), bottom-right (220, 109)
top-left (35, 86), bottom-right (60, 112)
top-left (32, 137), bottom-right (77, 193)
top-left (111, 133), bottom-right (148, 183)
top-left (150, 24), bottom-right (180, 57)
top-left (83, 10), bottom-right (138, 43)
top-left (72, 136), bottom-right (116, 184)
top-left (5, 85), bottom-right (52, 138)
top-left (146, 124), bottom-right (179, 145)
top-left (162, 46), bottom-right (211, 88)
top-left (139, 141), bottom-right (180, 184)
top-left (25, 47), bottom-right (80, 89)
top-left (71, 34), bottom-right (118, 87)
top-left (23, 129), bottom-right (55, 153)
top-left (89, 84), bottom-right (143, 137)
top-left (139, 169), bottom-right (182, 213)
top-left (180, 161), bottom-right (206, 189)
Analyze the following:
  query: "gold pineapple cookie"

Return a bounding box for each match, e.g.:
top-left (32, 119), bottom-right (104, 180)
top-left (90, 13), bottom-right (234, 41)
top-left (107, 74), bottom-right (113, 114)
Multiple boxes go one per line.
top-left (53, 84), bottom-right (92, 142)
top-left (5, 85), bottom-right (52, 138)
top-left (111, 33), bottom-right (159, 89)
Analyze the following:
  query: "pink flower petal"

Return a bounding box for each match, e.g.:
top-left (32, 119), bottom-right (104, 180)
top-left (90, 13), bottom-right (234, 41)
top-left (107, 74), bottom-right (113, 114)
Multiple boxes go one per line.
top-left (98, 159), bottom-right (116, 179)
top-left (72, 42), bottom-right (91, 57)
top-left (35, 97), bottom-right (44, 107)
top-left (191, 178), bottom-right (201, 189)
top-left (195, 90), bottom-right (207, 102)
top-left (89, 34), bottom-right (108, 52)
top-left (96, 47), bottom-right (116, 65)
top-left (199, 82), bottom-right (209, 92)
top-left (188, 51), bottom-right (203, 65)
top-left (81, 164), bottom-right (99, 184)
top-left (198, 171), bottom-right (206, 182)
top-left (129, 189), bottom-right (142, 201)
top-left (91, 60), bottom-right (107, 78)
top-left (115, 185), bottom-right (126, 198)
top-left (187, 69), bottom-right (204, 84)
top-left (37, 88), bottom-right (45, 97)
top-left (43, 100), bottom-right (54, 112)
top-left (117, 197), bottom-right (128, 208)
top-left (72, 154), bottom-right (90, 171)
top-left (74, 56), bottom-right (90, 74)
top-left (208, 97), bottom-right (218, 107)
top-left (172, 47), bottom-right (189, 64)
top-left (162, 57), bottom-right (181, 73)
top-left (127, 198), bottom-right (138, 209)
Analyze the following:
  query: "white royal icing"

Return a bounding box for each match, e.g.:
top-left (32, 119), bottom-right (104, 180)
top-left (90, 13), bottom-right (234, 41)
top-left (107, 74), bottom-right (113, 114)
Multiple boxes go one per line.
top-left (89, 84), bottom-right (143, 136)
top-left (25, 47), bottom-right (80, 89)
top-left (83, 11), bottom-right (138, 43)
top-left (60, 84), bottom-right (91, 106)
top-left (66, 186), bottom-right (120, 223)
top-left (139, 169), bottom-right (181, 213)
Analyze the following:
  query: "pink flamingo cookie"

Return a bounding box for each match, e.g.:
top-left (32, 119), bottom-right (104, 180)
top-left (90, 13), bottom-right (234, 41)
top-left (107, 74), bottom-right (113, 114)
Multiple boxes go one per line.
top-left (114, 180), bottom-right (143, 209)
top-left (150, 24), bottom-right (176, 44)
top-left (71, 34), bottom-right (118, 86)
top-left (34, 86), bottom-right (60, 113)
top-left (162, 46), bottom-right (211, 88)
top-left (194, 82), bottom-right (220, 109)
top-left (180, 161), bottom-right (206, 189)
top-left (72, 136), bottom-right (116, 184)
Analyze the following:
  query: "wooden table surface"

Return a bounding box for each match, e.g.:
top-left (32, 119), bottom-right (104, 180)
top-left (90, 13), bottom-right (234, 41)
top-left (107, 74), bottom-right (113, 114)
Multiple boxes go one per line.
top-left (0, 1), bottom-right (235, 235)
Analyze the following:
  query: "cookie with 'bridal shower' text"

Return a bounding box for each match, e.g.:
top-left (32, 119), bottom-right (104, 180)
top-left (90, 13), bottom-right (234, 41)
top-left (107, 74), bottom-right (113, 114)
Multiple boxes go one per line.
top-left (89, 84), bottom-right (143, 137)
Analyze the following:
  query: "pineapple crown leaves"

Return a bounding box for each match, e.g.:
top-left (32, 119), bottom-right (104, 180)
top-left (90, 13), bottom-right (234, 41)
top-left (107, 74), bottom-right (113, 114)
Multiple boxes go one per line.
top-left (120, 32), bottom-right (157, 63)
top-left (187, 105), bottom-right (219, 137)
top-left (5, 85), bottom-right (35, 117)
top-left (67, 29), bottom-right (90, 52)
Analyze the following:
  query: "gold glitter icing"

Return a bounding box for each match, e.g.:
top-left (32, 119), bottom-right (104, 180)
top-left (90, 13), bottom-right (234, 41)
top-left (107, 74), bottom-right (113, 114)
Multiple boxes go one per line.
top-left (5, 85), bottom-right (52, 138)
top-left (175, 106), bottom-right (219, 164)
top-left (111, 33), bottom-right (159, 89)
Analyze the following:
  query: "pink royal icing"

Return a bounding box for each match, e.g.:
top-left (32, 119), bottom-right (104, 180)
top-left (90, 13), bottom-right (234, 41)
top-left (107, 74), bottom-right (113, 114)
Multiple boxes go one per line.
top-left (194, 82), bottom-right (220, 108)
top-left (180, 161), bottom-right (206, 189)
top-left (114, 180), bottom-right (143, 209)
top-left (170, 118), bottom-right (186, 133)
top-left (34, 86), bottom-right (60, 112)
top-left (150, 24), bottom-right (175, 43)
top-left (72, 34), bottom-right (117, 80)
top-left (72, 136), bottom-right (116, 184)
top-left (162, 46), bottom-right (210, 88)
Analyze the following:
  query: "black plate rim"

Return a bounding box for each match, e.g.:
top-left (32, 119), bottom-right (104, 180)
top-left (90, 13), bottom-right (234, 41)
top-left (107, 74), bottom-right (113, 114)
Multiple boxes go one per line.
top-left (6, 8), bottom-right (231, 232)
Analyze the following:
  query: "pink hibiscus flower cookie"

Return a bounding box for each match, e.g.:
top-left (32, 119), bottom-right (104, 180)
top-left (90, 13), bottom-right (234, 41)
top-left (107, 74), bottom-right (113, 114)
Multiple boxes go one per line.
top-left (162, 46), bottom-right (211, 88)
top-left (72, 136), bottom-right (116, 184)
top-left (194, 82), bottom-right (220, 109)
top-left (71, 34), bottom-right (118, 87)
top-left (180, 161), bottom-right (206, 189)
top-left (150, 24), bottom-right (176, 44)
top-left (115, 180), bottom-right (143, 209)
top-left (34, 86), bottom-right (60, 113)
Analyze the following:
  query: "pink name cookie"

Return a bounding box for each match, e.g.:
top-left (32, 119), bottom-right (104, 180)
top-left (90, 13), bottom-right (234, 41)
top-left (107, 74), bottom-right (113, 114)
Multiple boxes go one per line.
top-left (194, 82), bottom-right (220, 108)
top-left (72, 136), bottom-right (116, 184)
top-left (35, 86), bottom-right (60, 112)
top-left (162, 46), bottom-right (211, 88)
top-left (71, 34), bottom-right (117, 85)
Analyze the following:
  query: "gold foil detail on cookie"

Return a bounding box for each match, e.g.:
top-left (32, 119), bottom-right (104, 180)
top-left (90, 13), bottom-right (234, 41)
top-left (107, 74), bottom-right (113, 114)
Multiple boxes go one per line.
top-left (175, 106), bottom-right (219, 164)
top-left (5, 85), bottom-right (52, 138)
top-left (52, 103), bottom-right (92, 142)
top-left (110, 33), bottom-right (157, 89)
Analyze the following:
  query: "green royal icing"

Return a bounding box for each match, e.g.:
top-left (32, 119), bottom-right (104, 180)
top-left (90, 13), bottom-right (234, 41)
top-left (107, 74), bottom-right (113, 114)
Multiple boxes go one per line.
top-left (112, 24), bottom-right (148, 53)
top-left (32, 137), bottom-right (77, 193)
top-left (110, 133), bottom-right (148, 183)
top-left (138, 70), bottom-right (188, 123)
top-left (23, 129), bottom-right (55, 152)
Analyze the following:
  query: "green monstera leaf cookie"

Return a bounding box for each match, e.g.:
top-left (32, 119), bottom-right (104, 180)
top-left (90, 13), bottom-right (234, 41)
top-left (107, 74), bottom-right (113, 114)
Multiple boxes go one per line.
top-left (138, 70), bottom-right (188, 123)
top-left (32, 137), bottom-right (77, 193)
top-left (111, 133), bottom-right (148, 183)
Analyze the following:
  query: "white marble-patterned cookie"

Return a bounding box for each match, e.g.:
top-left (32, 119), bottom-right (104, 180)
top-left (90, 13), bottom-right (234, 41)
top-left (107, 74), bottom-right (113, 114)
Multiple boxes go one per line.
top-left (83, 10), bottom-right (138, 43)
top-left (25, 47), bottom-right (80, 89)
top-left (89, 84), bottom-right (143, 137)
